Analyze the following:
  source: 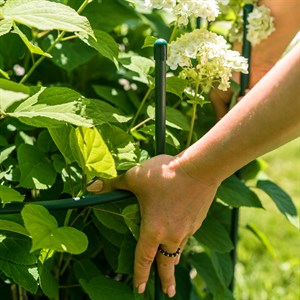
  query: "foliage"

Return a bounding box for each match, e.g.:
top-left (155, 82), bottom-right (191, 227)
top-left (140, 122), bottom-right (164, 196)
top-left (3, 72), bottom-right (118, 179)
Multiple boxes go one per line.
top-left (0, 0), bottom-right (298, 299)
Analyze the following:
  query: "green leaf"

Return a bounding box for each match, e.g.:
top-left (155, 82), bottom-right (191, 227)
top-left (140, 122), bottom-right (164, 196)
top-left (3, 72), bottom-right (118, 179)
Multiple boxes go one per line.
top-left (217, 175), bottom-right (263, 208)
top-left (42, 34), bottom-right (96, 71)
top-left (0, 219), bottom-right (29, 236)
top-left (0, 185), bottom-right (25, 205)
top-left (0, 145), bottom-right (15, 164)
top-left (70, 126), bottom-right (117, 178)
top-left (0, 18), bottom-right (13, 36)
top-left (92, 85), bottom-right (134, 114)
top-left (85, 98), bottom-right (131, 125)
top-left (116, 233), bottom-right (136, 275)
top-left (146, 105), bottom-right (190, 131)
top-left (166, 76), bottom-right (188, 99)
top-left (12, 24), bottom-right (52, 58)
top-left (21, 204), bottom-right (88, 254)
top-left (211, 251), bottom-right (233, 288)
top-left (38, 260), bottom-right (59, 299)
top-left (48, 125), bottom-right (75, 164)
top-left (9, 87), bottom-right (93, 128)
top-left (0, 78), bottom-right (30, 112)
top-left (0, 259), bottom-right (38, 294)
top-left (189, 253), bottom-right (234, 299)
top-left (257, 180), bottom-right (299, 227)
top-left (122, 204), bottom-right (140, 240)
top-left (93, 204), bottom-right (129, 234)
top-left (99, 123), bottom-right (139, 171)
top-left (193, 214), bottom-right (234, 253)
top-left (245, 223), bottom-right (277, 258)
top-left (119, 54), bottom-right (154, 84)
top-left (74, 258), bottom-right (103, 283)
top-left (142, 35), bottom-right (157, 48)
top-left (79, 275), bottom-right (133, 300)
top-left (77, 29), bottom-right (119, 68)
top-left (0, 232), bottom-right (36, 265)
top-left (2, 0), bottom-right (94, 37)
top-left (17, 144), bottom-right (56, 189)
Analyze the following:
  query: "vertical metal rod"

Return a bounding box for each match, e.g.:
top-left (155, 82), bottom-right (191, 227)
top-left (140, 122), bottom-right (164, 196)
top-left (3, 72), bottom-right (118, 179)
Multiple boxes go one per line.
top-left (230, 3), bottom-right (253, 292)
top-left (154, 39), bottom-right (168, 300)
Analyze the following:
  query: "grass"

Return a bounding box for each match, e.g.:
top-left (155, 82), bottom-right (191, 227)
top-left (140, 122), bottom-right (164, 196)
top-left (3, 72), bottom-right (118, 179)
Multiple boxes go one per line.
top-left (235, 138), bottom-right (300, 300)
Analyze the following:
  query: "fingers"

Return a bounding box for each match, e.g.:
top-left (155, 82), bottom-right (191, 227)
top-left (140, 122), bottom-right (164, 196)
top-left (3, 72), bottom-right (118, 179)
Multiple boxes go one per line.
top-left (87, 173), bottom-right (128, 194)
top-left (133, 231), bottom-right (158, 294)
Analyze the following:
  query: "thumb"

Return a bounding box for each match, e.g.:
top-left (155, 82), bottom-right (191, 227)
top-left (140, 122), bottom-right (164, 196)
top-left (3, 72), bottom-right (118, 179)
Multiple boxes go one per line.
top-left (87, 174), bottom-right (128, 194)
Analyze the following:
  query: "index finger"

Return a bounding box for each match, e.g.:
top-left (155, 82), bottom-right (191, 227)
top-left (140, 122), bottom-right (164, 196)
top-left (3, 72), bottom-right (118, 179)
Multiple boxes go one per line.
top-left (134, 228), bottom-right (159, 294)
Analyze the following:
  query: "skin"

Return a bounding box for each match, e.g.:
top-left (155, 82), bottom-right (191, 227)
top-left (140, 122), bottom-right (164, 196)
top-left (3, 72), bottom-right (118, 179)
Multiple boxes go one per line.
top-left (88, 42), bottom-right (300, 297)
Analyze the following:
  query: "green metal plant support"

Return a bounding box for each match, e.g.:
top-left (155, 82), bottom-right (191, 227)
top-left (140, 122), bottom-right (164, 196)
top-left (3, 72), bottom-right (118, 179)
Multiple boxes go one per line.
top-left (154, 39), bottom-right (168, 300)
top-left (229, 3), bottom-right (253, 292)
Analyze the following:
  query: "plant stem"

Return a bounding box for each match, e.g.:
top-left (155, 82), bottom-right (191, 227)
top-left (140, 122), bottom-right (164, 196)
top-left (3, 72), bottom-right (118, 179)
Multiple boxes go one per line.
top-left (20, 30), bottom-right (66, 84)
top-left (186, 79), bottom-right (200, 147)
top-left (19, 0), bottom-right (91, 84)
top-left (169, 22), bottom-right (178, 43)
top-left (129, 86), bottom-right (153, 130)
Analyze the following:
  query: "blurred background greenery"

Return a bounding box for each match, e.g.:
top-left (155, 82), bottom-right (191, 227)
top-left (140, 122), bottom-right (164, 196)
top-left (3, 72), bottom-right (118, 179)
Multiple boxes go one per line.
top-left (235, 138), bottom-right (300, 300)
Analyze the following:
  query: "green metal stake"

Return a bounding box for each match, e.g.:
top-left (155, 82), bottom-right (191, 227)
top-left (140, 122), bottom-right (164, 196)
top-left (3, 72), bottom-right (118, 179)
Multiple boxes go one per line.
top-left (154, 38), bottom-right (168, 300)
top-left (229, 3), bottom-right (253, 292)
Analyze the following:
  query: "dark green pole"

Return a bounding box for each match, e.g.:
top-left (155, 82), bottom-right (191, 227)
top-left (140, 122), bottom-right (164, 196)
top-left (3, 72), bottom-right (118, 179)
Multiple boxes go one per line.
top-left (230, 3), bottom-right (253, 292)
top-left (154, 39), bottom-right (168, 300)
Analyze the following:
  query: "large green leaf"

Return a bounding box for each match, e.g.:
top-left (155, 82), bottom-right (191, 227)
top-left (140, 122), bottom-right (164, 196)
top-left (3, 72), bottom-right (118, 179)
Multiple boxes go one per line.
top-left (166, 76), bottom-right (188, 99)
top-left (217, 175), bottom-right (263, 208)
top-left (99, 123), bottom-right (139, 171)
top-left (0, 259), bottom-right (38, 294)
top-left (78, 29), bottom-right (119, 68)
top-left (17, 144), bottom-right (56, 189)
top-left (0, 185), bottom-right (25, 205)
top-left (38, 260), bottom-right (59, 299)
top-left (257, 180), bottom-right (299, 227)
top-left (146, 105), bottom-right (190, 131)
top-left (0, 232), bottom-right (36, 265)
top-left (93, 203), bottom-right (129, 234)
top-left (70, 126), bottom-right (117, 178)
top-left (85, 98), bottom-right (131, 125)
top-left (189, 253), bottom-right (234, 300)
top-left (211, 251), bottom-right (233, 288)
top-left (9, 87), bottom-right (93, 128)
top-left (79, 275), bottom-right (133, 300)
top-left (0, 78), bottom-right (30, 112)
top-left (2, 0), bottom-right (94, 37)
top-left (48, 125), bottom-right (75, 164)
top-left (21, 204), bottom-right (88, 254)
top-left (0, 219), bottom-right (29, 236)
top-left (193, 214), bottom-right (234, 253)
top-left (122, 204), bottom-right (140, 240)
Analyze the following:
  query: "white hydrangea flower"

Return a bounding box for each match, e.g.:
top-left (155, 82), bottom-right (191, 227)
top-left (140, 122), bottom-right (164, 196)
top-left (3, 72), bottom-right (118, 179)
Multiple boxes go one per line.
top-left (145, 0), bottom-right (220, 25)
top-left (246, 5), bottom-right (275, 45)
top-left (167, 28), bottom-right (248, 90)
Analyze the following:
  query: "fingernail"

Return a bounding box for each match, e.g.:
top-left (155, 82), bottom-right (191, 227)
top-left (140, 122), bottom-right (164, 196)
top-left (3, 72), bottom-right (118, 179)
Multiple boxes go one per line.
top-left (138, 283), bottom-right (146, 294)
top-left (168, 285), bottom-right (176, 298)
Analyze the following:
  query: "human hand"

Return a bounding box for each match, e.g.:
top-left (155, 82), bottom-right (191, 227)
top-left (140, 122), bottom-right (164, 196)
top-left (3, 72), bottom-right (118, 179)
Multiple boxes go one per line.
top-left (88, 154), bottom-right (220, 297)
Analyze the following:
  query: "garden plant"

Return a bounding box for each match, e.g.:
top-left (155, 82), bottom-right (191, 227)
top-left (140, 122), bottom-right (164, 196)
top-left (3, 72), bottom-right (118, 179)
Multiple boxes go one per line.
top-left (0, 0), bottom-right (298, 299)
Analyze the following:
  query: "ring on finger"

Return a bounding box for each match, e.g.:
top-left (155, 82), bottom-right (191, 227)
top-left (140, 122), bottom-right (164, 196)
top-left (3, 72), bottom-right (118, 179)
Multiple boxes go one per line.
top-left (158, 245), bottom-right (180, 257)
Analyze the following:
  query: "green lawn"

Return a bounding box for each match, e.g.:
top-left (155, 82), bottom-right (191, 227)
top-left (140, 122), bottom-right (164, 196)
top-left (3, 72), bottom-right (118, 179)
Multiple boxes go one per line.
top-left (235, 138), bottom-right (300, 300)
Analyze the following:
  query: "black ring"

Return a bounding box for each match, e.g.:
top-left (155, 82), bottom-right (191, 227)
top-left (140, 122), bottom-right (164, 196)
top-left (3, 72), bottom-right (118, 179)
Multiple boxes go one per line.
top-left (158, 245), bottom-right (180, 257)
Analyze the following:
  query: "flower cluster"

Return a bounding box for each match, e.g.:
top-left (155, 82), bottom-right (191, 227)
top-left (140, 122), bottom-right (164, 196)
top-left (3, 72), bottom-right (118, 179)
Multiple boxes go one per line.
top-left (246, 5), bottom-right (275, 45)
top-left (145, 0), bottom-right (220, 25)
top-left (228, 4), bottom-right (275, 45)
top-left (167, 28), bottom-right (248, 90)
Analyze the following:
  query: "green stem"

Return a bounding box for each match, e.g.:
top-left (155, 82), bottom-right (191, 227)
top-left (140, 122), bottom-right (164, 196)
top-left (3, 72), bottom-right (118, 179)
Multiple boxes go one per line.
top-left (186, 79), bottom-right (201, 147)
top-left (19, 0), bottom-right (91, 84)
top-left (129, 86), bottom-right (153, 130)
top-left (169, 22), bottom-right (178, 43)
